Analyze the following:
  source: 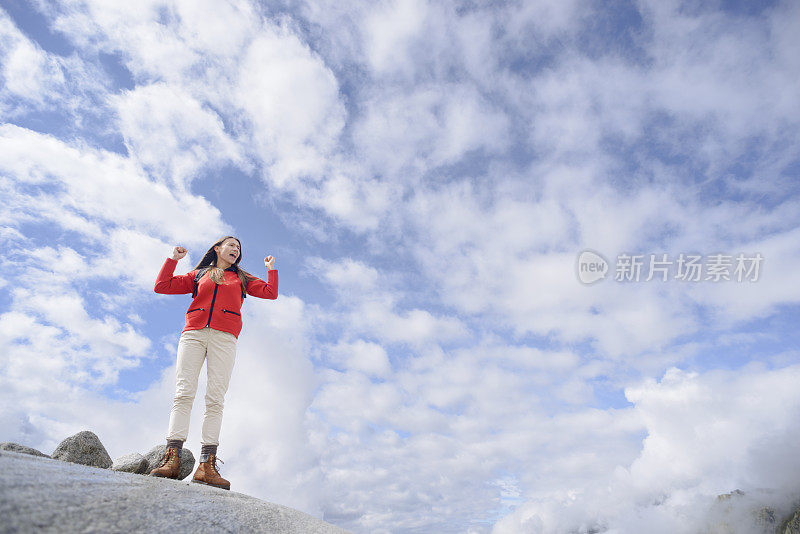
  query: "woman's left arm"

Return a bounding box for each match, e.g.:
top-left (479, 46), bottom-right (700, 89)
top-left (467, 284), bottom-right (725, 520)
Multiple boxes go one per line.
top-left (246, 255), bottom-right (278, 299)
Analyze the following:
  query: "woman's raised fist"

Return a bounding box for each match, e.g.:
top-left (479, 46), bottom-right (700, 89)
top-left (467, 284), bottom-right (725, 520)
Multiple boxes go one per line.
top-left (172, 246), bottom-right (188, 260)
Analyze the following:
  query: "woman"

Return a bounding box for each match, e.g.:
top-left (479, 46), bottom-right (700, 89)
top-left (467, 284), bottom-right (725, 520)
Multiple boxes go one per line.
top-left (149, 236), bottom-right (278, 490)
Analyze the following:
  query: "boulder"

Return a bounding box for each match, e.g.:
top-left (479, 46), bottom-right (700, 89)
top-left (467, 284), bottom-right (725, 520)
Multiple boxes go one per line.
top-left (112, 452), bottom-right (149, 474)
top-left (0, 450), bottom-right (349, 533)
top-left (0, 442), bottom-right (49, 458)
top-left (144, 445), bottom-right (195, 480)
top-left (51, 430), bottom-right (113, 468)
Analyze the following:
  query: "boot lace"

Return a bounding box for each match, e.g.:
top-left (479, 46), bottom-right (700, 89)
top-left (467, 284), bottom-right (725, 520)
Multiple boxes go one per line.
top-left (208, 455), bottom-right (224, 476)
top-left (159, 448), bottom-right (178, 468)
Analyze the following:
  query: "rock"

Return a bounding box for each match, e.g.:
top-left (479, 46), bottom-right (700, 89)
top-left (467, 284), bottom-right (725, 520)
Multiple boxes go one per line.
top-left (781, 510), bottom-right (800, 534)
top-left (143, 445), bottom-right (195, 480)
top-left (0, 442), bottom-right (50, 458)
top-left (112, 452), bottom-right (149, 474)
top-left (705, 489), bottom-right (800, 534)
top-left (716, 489), bottom-right (746, 501)
top-left (0, 449), bottom-right (349, 533)
top-left (754, 506), bottom-right (777, 530)
top-left (51, 431), bottom-right (113, 468)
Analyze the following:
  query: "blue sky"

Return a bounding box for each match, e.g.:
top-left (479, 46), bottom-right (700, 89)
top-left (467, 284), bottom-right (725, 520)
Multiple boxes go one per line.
top-left (1, 0), bottom-right (800, 532)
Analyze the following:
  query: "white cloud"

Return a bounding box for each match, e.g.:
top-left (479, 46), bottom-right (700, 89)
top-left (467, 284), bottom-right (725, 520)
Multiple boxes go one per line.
top-left (171, 0), bottom-right (257, 58)
top-left (354, 303), bottom-right (469, 346)
top-left (310, 339), bottom-right (645, 532)
top-left (0, 250), bottom-right (153, 387)
top-left (0, 10), bottom-right (65, 108)
top-left (308, 169), bottom-right (395, 232)
top-left (19, 0), bottom-right (383, 230)
top-left (309, 256), bottom-right (380, 292)
top-left (642, 0), bottom-right (800, 136)
top-left (494, 364), bottom-right (800, 534)
top-left (625, 366), bottom-right (800, 494)
top-left (111, 82), bottom-right (243, 188)
top-left (0, 124), bottom-right (229, 245)
top-left (404, 178), bottom-right (706, 357)
top-left (235, 25), bottom-right (345, 186)
top-left (308, 255), bottom-right (469, 346)
top-left (354, 84), bottom-right (510, 177)
top-left (683, 226), bottom-right (800, 325)
top-left (363, 0), bottom-right (428, 76)
top-left (51, 0), bottom-right (199, 81)
top-left (0, 300), bottom-right (147, 389)
top-left (56, 0), bottom-right (384, 230)
top-left (20, 229), bottom-right (177, 294)
top-left (92, 228), bottom-right (186, 292)
top-left (326, 339), bottom-right (392, 378)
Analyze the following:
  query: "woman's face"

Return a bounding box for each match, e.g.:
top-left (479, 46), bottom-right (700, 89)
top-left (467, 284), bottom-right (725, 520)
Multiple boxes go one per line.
top-left (215, 238), bottom-right (240, 265)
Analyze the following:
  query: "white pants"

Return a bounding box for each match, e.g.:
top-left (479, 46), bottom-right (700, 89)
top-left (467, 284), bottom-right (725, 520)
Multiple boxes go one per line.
top-left (166, 327), bottom-right (237, 446)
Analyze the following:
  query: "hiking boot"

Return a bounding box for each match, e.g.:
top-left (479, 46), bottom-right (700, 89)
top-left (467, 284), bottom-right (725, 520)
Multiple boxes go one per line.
top-left (150, 447), bottom-right (182, 479)
top-left (192, 453), bottom-right (230, 490)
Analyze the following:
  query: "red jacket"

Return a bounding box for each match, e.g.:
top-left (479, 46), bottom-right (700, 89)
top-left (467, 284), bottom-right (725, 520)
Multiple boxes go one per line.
top-left (154, 257), bottom-right (278, 338)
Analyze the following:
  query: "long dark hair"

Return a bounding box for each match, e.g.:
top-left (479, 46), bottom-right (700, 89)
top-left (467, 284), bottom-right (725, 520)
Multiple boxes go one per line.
top-left (192, 236), bottom-right (255, 298)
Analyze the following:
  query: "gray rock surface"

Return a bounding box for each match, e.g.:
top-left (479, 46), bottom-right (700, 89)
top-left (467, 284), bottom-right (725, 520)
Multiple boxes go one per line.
top-left (51, 430), bottom-right (113, 468)
top-left (0, 450), bottom-right (349, 533)
top-left (111, 452), bottom-right (149, 474)
top-left (782, 510), bottom-right (800, 534)
top-left (0, 442), bottom-right (49, 458)
top-left (144, 444), bottom-right (195, 480)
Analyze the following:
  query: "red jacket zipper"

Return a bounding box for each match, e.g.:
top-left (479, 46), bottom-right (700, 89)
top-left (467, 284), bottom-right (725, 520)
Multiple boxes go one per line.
top-left (206, 284), bottom-right (219, 327)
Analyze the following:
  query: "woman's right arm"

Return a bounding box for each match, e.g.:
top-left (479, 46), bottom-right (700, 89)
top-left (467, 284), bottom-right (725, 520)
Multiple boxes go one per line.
top-left (154, 246), bottom-right (195, 294)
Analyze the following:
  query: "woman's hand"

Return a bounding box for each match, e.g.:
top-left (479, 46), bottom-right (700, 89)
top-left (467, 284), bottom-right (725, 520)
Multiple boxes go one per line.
top-left (172, 246), bottom-right (188, 261)
top-left (264, 255), bottom-right (276, 270)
